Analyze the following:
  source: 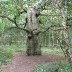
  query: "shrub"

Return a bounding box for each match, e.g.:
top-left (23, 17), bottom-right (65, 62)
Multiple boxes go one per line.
top-left (0, 50), bottom-right (12, 65)
top-left (33, 62), bottom-right (72, 72)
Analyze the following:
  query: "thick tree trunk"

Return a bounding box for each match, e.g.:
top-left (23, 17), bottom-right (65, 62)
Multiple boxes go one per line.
top-left (26, 7), bottom-right (41, 55)
top-left (26, 34), bottom-right (41, 55)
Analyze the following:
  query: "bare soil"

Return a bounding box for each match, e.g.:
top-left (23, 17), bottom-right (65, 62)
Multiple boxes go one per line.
top-left (2, 52), bottom-right (64, 72)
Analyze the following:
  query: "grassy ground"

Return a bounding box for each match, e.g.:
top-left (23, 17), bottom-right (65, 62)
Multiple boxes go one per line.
top-left (0, 44), bottom-right (26, 65)
top-left (0, 44), bottom-right (64, 65)
top-left (41, 47), bottom-right (64, 56)
top-left (33, 62), bottom-right (72, 72)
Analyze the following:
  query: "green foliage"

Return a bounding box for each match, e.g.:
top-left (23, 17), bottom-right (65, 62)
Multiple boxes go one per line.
top-left (33, 62), bottom-right (72, 72)
top-left (0, 0), bottom-right (72, 66)
top-left (42, 48), bottom-right (64, 56)
top-left (0, 19), bottom-right (6, 33)
top-left (0, 44), bottom-right (26, 65)
top-left (0, 50), bottom-right (12, 65)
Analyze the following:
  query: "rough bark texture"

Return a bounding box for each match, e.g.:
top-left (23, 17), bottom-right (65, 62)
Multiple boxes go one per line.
top-left (26, 34), bottom-right (41, 55)
top-left (26, 7), bottom-right (41, 56)
top-left (61, 10), bottom-right (72, 62)
top-left (56, 0), bottom-right (72, 62)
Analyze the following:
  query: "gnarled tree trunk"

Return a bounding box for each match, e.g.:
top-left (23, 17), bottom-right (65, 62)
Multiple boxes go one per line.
top-left (26, 7), bottom-right (41, 56)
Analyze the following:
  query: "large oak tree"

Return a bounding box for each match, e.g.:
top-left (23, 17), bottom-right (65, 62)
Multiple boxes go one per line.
top-left (0, 0), bottom-right (72, 63)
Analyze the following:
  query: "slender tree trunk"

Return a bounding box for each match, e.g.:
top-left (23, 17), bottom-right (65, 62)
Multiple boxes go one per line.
top-left (61, 9), bottom-right (72, 62)
top-left (61, 8), bottom-right (72, 63)
top-left (57, 0), bottom-right (72, 62)
top-left (26, 7), bottom-right (41, 56)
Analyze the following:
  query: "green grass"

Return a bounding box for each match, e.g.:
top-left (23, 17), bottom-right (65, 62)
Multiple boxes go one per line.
top-left (0, 45), bottom-right (64, 65)
top-left (33, 62), bottom-right (72, 72)
top-left (3, 44), bottom-right (26, 52)
top-left (41, 47), bottom-right (64, 56)
top-left (0, 44), bottom-right (26, 65)
top-left (0, 50), bottom-right (12, 65)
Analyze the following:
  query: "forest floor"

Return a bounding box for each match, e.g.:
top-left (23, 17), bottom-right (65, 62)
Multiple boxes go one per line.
top-left (2, 52), bottom-right (64, 72)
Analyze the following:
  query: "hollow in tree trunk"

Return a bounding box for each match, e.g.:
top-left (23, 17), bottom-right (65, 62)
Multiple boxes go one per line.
top-left (26, 33), bottom-right (41, 55)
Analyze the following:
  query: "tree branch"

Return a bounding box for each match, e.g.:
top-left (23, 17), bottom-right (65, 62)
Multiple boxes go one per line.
top-left (6, 26), bottom-right (29, 33)
top-left (32, 25), bottom-right (57, 35)
top-left (16, 8), bottom-right (27, 16)
top-left (0, 15), bottom-right (19, 27)
top-left (0, 15), bottom-right (15, 23)
top-left (13, 9), bottom-right (27, 28)
top-left (24, 18), bottom-right (27, 28)
top-left (0, 15), bottom-right (29, 33)
top-left (57, 36), bottom-right (67, 57)
top-left (39, 25), bottom-right (60, 33)
top-left (35, 24), bottom-right (72, 35)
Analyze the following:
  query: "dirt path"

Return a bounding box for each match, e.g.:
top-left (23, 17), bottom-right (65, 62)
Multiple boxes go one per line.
top-left (2, 52), bottom-right (64, 72)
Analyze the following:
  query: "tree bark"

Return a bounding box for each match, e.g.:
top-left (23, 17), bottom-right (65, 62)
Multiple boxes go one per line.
top-left (26, 7), bottom-right (41, 56)
top-left (26, 34), bottom-right (41, 55)
top-left (56, 0), bottom-right (72, 62)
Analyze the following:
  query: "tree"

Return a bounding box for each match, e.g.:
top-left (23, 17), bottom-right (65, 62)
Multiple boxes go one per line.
top-left (26, 7), bottom-right (41, 55)
top-left (56, 0), bottom-right (72, 63)
top-left (0, 0), bottom-right (50, 55)
top-left (0, 0), bottom-right (72, 58)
